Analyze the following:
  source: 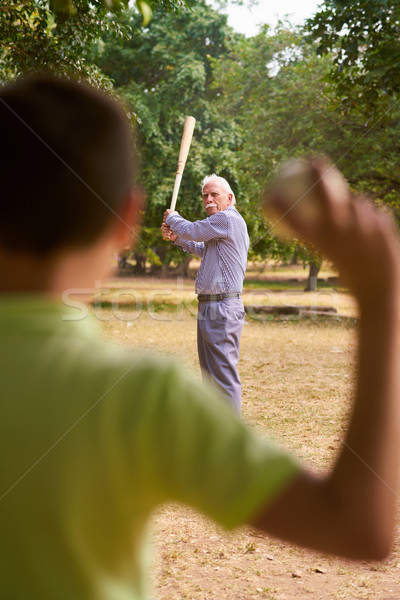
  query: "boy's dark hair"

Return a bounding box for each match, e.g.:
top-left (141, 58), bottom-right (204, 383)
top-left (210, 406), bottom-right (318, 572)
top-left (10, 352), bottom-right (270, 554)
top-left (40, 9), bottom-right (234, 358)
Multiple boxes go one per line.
top-left (0, 74), bottom-right (135, 255)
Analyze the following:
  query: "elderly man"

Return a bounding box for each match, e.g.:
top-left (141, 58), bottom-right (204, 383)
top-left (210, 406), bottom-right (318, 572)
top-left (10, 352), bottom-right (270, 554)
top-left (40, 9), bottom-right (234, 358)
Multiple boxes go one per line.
top-left (162, 174), bottom-right (249, 414)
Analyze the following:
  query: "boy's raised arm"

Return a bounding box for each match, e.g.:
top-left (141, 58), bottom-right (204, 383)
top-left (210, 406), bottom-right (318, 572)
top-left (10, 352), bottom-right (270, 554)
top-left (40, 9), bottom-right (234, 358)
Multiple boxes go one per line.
top-left (251, 161), bottom-right (400, 559)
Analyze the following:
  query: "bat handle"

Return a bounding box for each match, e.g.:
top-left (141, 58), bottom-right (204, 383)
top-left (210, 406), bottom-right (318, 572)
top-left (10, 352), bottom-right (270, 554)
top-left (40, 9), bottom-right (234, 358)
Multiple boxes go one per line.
top-left (170, 173), bottom-right (182, 211)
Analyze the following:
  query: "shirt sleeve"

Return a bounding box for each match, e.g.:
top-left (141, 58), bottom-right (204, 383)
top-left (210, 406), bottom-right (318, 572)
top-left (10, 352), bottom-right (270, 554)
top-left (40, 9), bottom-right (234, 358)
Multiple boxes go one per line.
top-left (166, 212), bottom-right (229, 243)
top-left (115, 358), bottom-right (300, 531)
top-left (173, 238), bottom-right (205, 258)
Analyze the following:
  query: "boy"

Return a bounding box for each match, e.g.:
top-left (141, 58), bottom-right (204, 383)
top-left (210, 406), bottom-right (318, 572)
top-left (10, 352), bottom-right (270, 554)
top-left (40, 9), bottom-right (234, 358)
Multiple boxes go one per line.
top-left (0, 74), bottom-right (399, 600)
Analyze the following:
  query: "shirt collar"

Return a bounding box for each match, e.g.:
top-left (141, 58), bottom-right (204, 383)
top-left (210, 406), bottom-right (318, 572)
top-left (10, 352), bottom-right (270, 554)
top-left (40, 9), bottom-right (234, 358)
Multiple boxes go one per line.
top-left (0, 294), bottom-right (98, 338)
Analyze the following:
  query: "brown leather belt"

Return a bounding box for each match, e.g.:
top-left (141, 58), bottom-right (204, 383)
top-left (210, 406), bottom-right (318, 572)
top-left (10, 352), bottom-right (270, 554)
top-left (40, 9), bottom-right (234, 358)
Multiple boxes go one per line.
top-left (197, 292), bottom-right (241, 302)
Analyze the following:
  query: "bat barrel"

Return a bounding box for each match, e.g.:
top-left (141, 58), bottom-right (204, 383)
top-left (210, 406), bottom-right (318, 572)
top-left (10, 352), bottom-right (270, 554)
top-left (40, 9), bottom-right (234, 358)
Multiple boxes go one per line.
top-left (169, 116), bottom-right (196, 210)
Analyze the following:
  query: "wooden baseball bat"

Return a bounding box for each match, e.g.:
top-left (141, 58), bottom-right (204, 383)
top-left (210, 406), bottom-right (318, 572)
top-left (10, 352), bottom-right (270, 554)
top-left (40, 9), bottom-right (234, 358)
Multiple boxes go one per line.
top-left (170, 116), bottom-right (196, 211)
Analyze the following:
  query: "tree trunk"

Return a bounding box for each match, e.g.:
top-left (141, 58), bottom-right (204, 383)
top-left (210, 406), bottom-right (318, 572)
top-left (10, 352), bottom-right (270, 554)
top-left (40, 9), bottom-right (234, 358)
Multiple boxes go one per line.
top-left (133, 252), bottom-right (146, 275)
top-left (304, 261), bottom-right (321, 292)
top-left (174, 256), bottom-right (192, 277)
top-left (149, 246), bottom-right (167, 275)
top-left (161, 264), bottom-right (169, 277)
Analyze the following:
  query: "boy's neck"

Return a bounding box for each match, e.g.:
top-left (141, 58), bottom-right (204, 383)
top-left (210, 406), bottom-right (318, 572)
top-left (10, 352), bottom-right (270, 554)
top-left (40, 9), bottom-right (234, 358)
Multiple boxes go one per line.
top-left (0, 236), bottom-right (115, 295)
top-left (0, 253), bottom-right (57, 294)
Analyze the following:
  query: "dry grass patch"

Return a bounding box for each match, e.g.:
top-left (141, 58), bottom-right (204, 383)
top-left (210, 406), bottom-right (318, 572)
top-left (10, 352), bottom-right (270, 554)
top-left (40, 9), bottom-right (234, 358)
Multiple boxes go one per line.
top-left (88, 275), bottom-right (358, 319)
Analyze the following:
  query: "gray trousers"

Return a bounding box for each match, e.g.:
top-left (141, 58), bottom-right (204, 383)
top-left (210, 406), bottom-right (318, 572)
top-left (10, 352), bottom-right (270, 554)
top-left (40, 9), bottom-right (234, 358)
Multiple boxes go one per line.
top-left (197, 298), bottom-right (245, 414)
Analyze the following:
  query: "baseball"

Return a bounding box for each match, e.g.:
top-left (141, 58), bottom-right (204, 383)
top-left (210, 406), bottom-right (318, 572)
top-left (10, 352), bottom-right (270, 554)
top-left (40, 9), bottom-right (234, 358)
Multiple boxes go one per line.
top-left (262, 158), bottom-right (350, 239)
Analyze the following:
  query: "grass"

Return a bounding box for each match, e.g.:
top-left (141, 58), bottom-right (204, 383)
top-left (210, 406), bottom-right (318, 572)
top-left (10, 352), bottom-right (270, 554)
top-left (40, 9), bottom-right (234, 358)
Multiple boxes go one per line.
top-left (79, 261), bottom-right (359, 320)
top-left (243, 278), bottom-right (343, 290)
top-left (93, 273), bottom-right (400, 600)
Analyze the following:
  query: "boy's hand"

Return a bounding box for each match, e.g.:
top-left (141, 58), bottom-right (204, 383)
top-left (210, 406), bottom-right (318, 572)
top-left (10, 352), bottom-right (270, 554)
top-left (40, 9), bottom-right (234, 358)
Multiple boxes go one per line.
top-left (264, 158), bottom-right (399, 307)
top-left (256, 158), bottom-right (400, 560)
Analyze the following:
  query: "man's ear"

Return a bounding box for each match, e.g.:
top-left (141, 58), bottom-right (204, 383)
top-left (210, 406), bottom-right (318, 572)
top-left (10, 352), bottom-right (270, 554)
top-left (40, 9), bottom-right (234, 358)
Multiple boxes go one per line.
top-left (228, 193), bottom-right (233, 205)
top-left (113, 187), bottom-right (145, 249)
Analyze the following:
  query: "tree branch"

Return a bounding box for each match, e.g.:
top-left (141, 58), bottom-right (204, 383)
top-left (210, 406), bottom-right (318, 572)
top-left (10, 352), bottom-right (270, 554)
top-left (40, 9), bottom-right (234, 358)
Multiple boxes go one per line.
top-left (0, 1), bottom-right (33, 11)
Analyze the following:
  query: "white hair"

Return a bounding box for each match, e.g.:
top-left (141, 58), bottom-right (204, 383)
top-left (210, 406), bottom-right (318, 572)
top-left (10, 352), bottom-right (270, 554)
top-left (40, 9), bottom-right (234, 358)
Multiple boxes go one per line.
top-left (201, 174), bottom-right (236, 205)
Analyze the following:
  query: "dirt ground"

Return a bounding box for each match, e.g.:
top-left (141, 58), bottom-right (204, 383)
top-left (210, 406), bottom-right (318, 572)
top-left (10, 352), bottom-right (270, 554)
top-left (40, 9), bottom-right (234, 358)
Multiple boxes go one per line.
top-left (97, 279), bottom-right (400, 600)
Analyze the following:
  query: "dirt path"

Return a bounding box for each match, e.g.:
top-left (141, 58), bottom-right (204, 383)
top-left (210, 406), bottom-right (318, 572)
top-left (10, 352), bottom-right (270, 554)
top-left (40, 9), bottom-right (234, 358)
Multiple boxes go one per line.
top-left (152, 505), bottom-right (400, 600)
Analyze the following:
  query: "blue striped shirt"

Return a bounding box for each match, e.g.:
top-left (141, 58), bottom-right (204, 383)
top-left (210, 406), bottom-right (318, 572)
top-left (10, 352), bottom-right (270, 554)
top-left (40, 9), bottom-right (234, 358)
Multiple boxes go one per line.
top-left (166, 206), bottom-right (249, 295)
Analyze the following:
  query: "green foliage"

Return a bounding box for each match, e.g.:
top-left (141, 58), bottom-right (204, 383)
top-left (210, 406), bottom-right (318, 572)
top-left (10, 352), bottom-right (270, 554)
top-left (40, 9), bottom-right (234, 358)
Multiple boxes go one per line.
top-left (5, 0), bottom-right (398, 275)
top-left (94, 12), bottom-right (400, 270)
top-left (211, 21), bottom-right (400, 263)
top-left (0, 0), bottom-right (193, 84)
top-left (0, 0), bottom-right (120, 84)
top-left (306, 1), bottom-right (400, 110)
top-left (211, 24), bottom-right (322, 261)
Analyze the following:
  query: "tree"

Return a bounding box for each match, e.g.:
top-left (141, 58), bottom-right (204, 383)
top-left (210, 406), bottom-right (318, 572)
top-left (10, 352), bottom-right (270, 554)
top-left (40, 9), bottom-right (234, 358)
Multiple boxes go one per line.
top-left (93, 1), bottom-right (245, 272)
top-left (209, 24), bottom-right (334, 282)
top-left (211, 21), bottom-right (400, 287)
top-left (0, 0), bottom-right (194, 84)
top-left (306, 1), bottom-right (400, 110)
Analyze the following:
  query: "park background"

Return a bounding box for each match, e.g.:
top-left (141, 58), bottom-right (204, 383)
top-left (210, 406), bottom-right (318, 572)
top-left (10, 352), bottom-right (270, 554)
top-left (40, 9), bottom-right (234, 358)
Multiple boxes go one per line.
top-left (2, 1), bottom-right (400, 598)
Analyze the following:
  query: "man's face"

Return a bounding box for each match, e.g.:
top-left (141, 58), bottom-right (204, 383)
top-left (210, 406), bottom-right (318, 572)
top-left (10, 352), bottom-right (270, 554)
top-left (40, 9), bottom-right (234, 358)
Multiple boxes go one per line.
top-left (202, 181), bottom-right (233, 216)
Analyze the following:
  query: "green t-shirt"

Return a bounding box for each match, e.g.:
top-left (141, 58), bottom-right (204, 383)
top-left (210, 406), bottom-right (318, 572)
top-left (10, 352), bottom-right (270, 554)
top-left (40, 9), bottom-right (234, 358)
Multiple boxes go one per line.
top-left (0, 296), bottom-right (299, 600)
